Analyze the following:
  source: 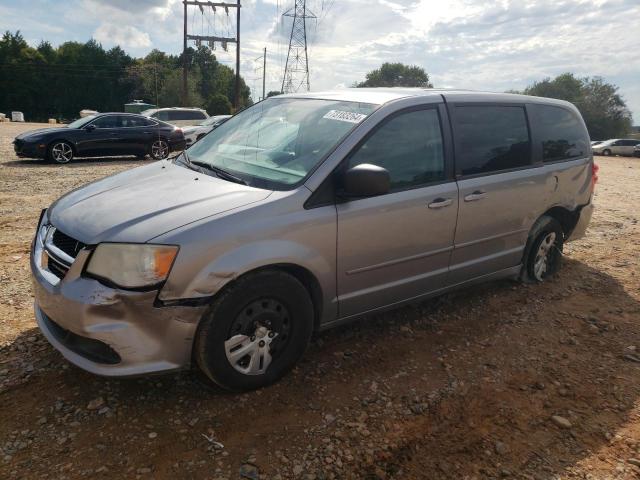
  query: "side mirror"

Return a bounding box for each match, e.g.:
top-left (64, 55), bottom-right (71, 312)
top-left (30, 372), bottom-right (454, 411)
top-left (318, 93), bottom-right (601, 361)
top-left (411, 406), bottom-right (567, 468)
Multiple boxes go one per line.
top-left (85, 124), bottom-right (96, 132)
top-left (340, 163), bottom-right (390, 198)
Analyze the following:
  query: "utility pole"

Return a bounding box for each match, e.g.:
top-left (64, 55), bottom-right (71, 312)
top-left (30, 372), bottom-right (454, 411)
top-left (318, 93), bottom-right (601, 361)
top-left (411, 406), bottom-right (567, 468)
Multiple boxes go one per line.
top-left (234, 0), bottom-right (241, 110)
top-left (182, 1), bottom-right (242, 109)
top-left (262, 47), bottom-right (266, 101)
top-left (182, 0), bottom-right (188, 106)
top-left (281, 0), bottom-right (315, 94)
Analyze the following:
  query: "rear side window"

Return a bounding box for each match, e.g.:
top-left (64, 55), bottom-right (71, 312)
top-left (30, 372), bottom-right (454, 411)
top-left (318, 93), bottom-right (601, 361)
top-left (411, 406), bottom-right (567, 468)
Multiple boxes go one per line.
top-left (121, 116), bottom-right (155, 127)
top-left (347, 108), bottom-right (445, 191)
top-left (530, 104), bottom-right (588, 162)
top-left (454, 106), bottom-right (531, 176)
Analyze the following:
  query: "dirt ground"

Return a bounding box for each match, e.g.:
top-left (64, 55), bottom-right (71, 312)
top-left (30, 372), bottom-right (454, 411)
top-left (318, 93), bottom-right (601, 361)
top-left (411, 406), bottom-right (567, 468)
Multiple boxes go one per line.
top-left (0, 122), bottom-right (639, 480)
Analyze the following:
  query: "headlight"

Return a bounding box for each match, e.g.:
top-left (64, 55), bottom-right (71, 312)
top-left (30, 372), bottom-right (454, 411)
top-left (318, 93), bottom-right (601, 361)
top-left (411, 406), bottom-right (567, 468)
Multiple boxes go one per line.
top-left (86, 243), bottom-right (178, 289)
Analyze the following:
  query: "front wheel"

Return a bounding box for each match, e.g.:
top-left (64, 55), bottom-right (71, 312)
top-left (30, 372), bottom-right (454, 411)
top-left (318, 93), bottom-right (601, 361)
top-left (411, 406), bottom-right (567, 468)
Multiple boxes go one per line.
top-left (48, 141), bottom-right (74, 164)
top-left (602, 149), bottom-right (612, 156)
top-left (522, 216), bottom-right (564, 283)
top-left (149, 139), bottom-right (169, 160)
top-left (195, 270), bottom-right (314, 391)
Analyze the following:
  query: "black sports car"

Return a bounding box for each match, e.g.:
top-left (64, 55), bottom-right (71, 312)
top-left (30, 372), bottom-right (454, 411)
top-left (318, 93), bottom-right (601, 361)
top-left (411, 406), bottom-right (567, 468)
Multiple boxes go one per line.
top-left (13, 113), bottom-right (186, 164)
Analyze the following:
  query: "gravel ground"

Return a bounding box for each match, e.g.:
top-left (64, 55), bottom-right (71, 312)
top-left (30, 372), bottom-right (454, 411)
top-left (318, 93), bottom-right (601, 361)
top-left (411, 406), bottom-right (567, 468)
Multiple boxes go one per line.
top-left (1, 122), bottom-right (639, 480)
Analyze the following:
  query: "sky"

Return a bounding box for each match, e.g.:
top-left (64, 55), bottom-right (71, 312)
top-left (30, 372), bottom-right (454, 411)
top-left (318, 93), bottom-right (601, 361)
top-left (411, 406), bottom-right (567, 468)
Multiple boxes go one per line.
top-left (1, 0), bottom-right (639, 122)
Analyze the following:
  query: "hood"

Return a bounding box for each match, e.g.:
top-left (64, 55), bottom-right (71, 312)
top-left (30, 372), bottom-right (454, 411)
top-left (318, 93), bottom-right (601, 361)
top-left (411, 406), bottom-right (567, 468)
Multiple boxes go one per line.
top-left (16, 127), bottom-right (70, 139)
top-left (48, 161), bottom-right (272, 244)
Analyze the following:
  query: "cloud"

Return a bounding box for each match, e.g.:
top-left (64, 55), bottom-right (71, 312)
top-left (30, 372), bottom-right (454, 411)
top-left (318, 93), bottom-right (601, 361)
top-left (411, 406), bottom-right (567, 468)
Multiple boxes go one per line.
top-left (93, 24), bottom-right (152, 49)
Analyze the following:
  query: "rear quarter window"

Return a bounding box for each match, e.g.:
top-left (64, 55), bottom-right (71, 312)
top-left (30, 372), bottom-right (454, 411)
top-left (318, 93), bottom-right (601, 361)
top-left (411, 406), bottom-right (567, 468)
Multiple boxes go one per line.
top-left (530, 104), bottom-right (588, 162)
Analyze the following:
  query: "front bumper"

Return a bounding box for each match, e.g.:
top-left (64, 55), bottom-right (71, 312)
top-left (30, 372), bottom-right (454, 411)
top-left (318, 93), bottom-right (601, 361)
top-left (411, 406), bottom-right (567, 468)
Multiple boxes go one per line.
top-left (14, 139), bottom-right (47, 158)
top-left (31, 226), bottom-right (206, 377)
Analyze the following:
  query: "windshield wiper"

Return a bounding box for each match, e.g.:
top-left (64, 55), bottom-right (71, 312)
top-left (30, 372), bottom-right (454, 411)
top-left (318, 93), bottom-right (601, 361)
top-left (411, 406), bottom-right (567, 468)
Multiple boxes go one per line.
top-left (191, 160), bottom-right (249, 185)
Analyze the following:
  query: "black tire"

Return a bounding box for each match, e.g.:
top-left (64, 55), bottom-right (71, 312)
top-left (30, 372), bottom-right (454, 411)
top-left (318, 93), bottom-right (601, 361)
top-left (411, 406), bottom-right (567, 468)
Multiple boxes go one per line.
top-left (195, 270), bottom-right (314, 391)
top-left (602, 149), bottom-right (612, 156)
top-left (521, 216), bottom-right (564, 283)
top-left (47, 140), bottom-right (74, 164)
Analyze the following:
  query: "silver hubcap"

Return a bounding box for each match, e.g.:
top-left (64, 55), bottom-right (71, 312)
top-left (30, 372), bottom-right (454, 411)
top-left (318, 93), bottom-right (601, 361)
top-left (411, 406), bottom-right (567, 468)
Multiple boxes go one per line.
top-left (52, 143), bottom-right (72, 163)
top-left (224, 326), bottom-right (277, 375)
top-left (151, 140), bottom-right (169, 159)
top-left (533, 232), bottom-right (556, 281)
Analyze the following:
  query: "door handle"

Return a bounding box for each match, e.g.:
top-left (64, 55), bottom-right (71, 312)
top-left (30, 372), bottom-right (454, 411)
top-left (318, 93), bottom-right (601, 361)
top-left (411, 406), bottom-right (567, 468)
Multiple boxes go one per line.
top-left (428, 198), bottom-right (453, 209)
top-left (464, 190), bottom-right (487, 202)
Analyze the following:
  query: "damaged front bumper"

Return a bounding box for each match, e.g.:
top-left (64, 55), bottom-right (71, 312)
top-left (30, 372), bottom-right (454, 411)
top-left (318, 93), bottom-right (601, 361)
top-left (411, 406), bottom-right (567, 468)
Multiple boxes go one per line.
top-left (31, 229), bottom-right (207, 377)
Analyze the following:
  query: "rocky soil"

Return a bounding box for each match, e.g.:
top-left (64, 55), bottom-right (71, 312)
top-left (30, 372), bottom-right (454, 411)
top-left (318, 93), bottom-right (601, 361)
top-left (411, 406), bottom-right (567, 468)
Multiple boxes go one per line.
top-left (1, 122), bottom-right (639, 479)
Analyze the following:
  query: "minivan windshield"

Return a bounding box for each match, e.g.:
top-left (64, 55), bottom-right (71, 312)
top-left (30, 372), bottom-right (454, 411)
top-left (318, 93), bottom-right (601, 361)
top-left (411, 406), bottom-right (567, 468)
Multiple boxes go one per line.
top-left (184, 98), bottom-right (377, 189)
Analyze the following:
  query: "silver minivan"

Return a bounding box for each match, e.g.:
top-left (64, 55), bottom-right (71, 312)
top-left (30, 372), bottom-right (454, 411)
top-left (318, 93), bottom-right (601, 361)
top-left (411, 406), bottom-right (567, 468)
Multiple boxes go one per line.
top-left (592, 138), bottom-right (640, 156)
top-left (31, 89), bottom-right (595, 390)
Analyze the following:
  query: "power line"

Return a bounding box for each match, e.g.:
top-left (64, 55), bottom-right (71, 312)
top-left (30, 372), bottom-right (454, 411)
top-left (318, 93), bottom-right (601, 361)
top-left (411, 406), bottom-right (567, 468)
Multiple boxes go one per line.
top-left (183, 0), bottom-right (242, 108)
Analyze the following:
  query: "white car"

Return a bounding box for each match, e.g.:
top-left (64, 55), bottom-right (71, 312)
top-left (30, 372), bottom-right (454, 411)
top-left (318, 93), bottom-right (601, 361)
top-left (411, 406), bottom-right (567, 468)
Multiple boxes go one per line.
top-left (183, 115), bottom-right (232, 146)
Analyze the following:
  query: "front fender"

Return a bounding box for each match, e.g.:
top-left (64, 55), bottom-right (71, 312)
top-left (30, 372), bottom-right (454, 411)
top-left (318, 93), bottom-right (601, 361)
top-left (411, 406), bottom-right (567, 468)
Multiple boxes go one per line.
top-left (160, 239), bottom-right (332, 300)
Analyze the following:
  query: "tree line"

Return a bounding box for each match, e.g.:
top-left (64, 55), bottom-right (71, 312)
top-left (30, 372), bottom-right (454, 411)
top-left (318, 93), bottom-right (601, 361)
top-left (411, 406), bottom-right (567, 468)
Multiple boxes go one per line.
top-left (0, 31), bottom-right (251, 121)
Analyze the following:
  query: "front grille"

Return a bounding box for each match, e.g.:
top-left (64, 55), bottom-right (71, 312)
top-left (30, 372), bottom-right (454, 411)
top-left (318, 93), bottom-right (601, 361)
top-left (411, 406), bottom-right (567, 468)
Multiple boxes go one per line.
top-left (47, 256), bottom-right (69, 279)
top-left (13, 139), bottom-right (23, 153)
top-left (41, 312), bottom-right (121, 365)
top-left (52, 229), bottom-right (86, 258)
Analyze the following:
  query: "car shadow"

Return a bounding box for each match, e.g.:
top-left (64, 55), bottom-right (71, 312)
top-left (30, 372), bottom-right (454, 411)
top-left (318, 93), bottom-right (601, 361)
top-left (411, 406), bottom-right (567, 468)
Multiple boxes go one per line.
top-left (1, 258), bottom-right (639, 478)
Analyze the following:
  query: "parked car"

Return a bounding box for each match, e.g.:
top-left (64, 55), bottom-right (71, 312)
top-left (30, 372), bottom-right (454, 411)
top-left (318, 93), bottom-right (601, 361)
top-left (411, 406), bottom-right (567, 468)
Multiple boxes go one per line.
top-left (634, 144), bottom-right (640, 158)
top-left (13, 113), bottom-right (185, 164)
top-left (183, 115), bottom-right (232, 146)
top-left (141, 107), bottom-right (208, 127)
top-left (31, 89), bottom-right (595, 391)
top-left (592, 138), bottom-right (640, 156)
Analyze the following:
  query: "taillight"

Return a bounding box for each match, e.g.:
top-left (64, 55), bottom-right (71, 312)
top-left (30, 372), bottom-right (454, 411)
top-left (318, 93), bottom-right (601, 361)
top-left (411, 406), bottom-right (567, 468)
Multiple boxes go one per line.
top-left (591, 162), bottom-right (599, 190)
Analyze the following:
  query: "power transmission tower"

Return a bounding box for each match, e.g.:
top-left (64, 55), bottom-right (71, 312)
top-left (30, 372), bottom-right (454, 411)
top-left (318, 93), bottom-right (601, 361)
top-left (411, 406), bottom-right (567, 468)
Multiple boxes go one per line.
top-left (182, 1), bottom-right (241, 109)
top-left (281, 0), bottom-right (315, 94)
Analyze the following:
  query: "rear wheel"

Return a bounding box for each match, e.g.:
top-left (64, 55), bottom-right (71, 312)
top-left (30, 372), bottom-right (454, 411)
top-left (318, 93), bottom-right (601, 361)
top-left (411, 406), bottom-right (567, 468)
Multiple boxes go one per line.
top-left (48, 141), bottom-right (74, 164)
top-left (150, 139), bottom-right (169, 160)
top-left (522, 216), bottom-right (564, 283)
top-left (195, 270), bottom-right (314, 391)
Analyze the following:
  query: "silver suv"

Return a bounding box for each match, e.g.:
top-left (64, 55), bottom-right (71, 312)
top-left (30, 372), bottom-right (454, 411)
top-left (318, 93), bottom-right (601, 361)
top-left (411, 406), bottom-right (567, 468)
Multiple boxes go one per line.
top-left (31, 89), bottom-right (595, 391)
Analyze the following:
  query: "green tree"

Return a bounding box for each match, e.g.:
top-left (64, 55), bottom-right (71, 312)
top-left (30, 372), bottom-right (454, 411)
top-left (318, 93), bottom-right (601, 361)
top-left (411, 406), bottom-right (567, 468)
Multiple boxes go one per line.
top-left (355, 63), bottom-right (433, 88)
top-left (521, 73), bottom-right (632, 139)
top-left (0, 31), bottom-right (254, 121)
top-left (205, 93), bottom-right (232, 115)
top-left (159, 68), bottom-right (203, 108)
